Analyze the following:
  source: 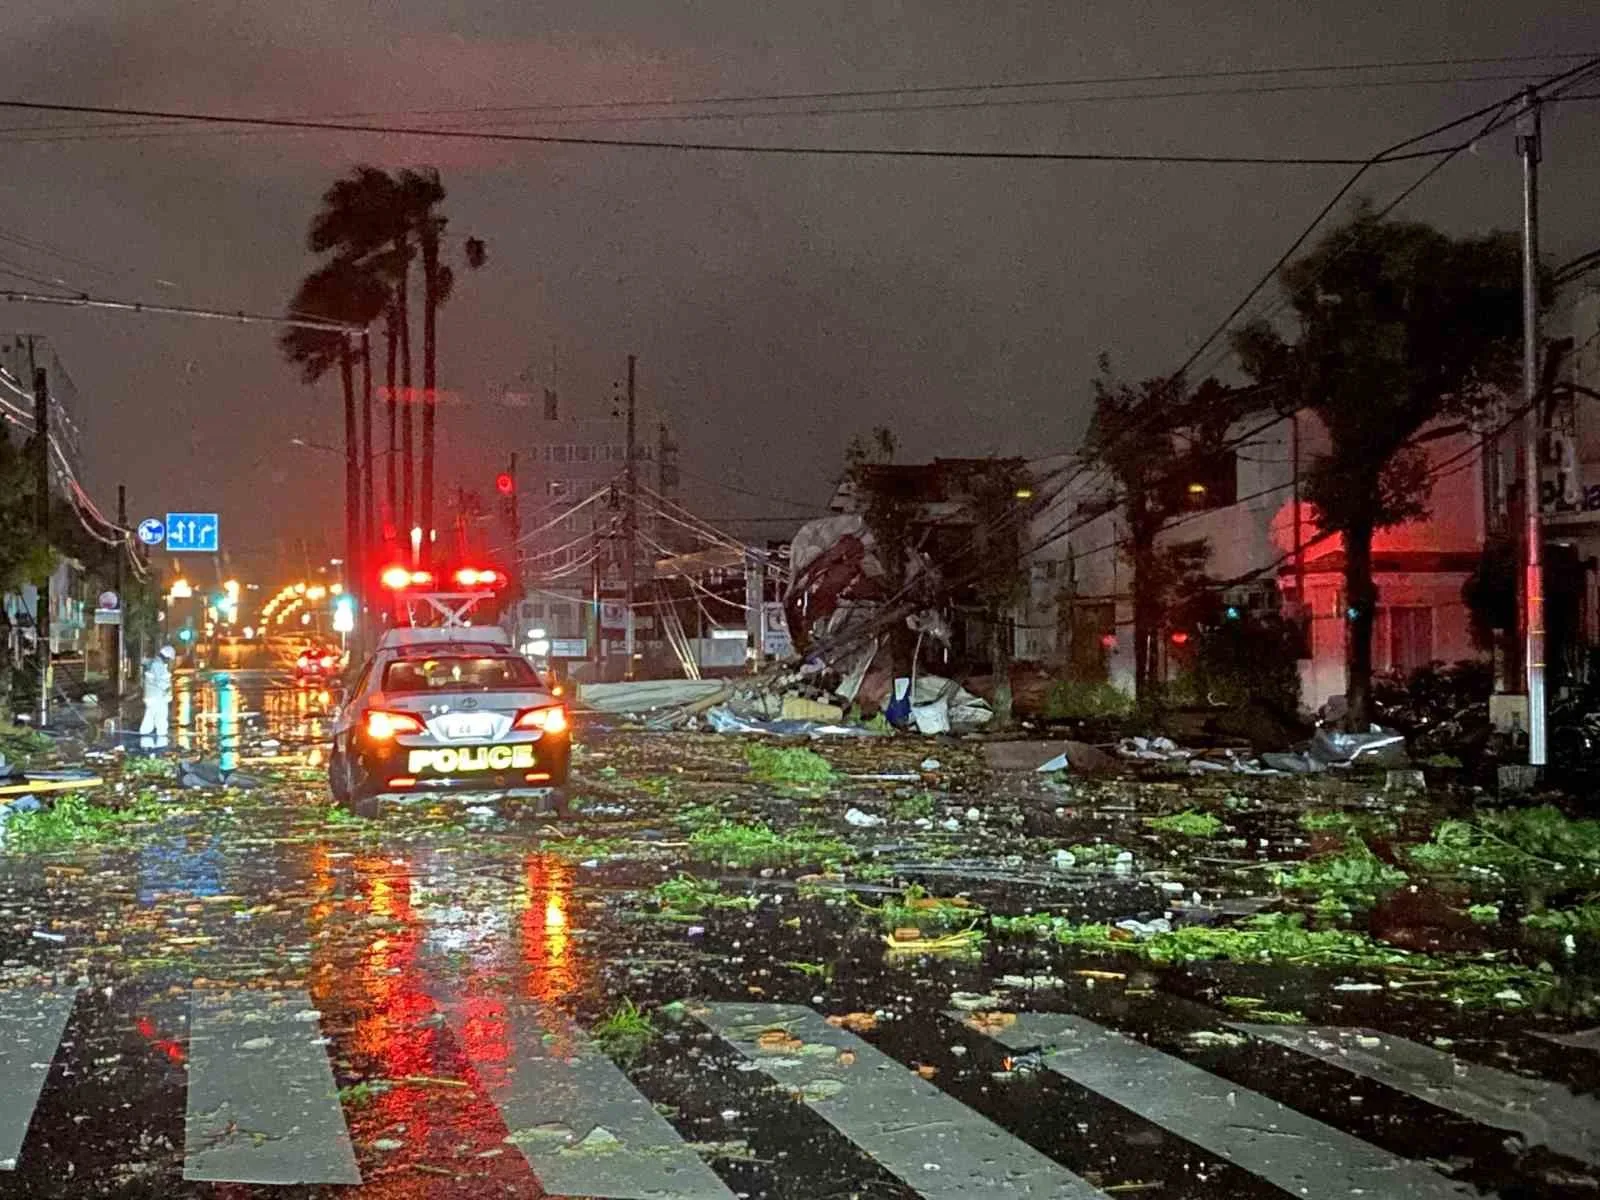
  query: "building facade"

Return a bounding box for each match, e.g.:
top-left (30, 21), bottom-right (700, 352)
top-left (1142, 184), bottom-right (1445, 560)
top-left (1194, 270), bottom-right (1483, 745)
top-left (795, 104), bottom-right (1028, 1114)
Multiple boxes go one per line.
top-left (1023, 408), bottom-right (1490, 713)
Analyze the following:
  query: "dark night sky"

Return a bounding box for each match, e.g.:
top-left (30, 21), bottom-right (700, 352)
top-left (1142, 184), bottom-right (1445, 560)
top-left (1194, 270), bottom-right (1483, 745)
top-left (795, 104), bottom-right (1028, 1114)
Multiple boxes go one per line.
top-left (0, 2), bottom-right (1597, 569)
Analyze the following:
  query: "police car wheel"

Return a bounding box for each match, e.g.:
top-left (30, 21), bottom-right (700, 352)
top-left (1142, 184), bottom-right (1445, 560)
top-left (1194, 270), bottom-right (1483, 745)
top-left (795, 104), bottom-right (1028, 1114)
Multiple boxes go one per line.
top-left (328, 748), bottom-right (350, 804)
top-left (341, 752), bottom-right (381, 818)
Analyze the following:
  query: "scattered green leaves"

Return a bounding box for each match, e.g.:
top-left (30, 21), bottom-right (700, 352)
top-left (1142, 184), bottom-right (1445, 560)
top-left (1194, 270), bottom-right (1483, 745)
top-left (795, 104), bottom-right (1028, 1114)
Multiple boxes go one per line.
top-left (652, 874), bottom-right (761, 915)
top-left (1521, 903), bottom-right (1600, 933)
top-left (3, 792), bottom-right (166, 851)
top-left (1465, 903), bottom-right (1502, 924)
top-left (1275, 844), bottom-right (1408, 904)
top-left (990, 910), bottom-right (1545, 1007)
top-left (1409, 806), bottom-right (1600, 882)
top-left (866, 884), bottom-right (984, 932)
top-left (338, 1081), bottom-right (381, 1108)
top-left (591, 998), bottom-right (656, 1060)
top-left (1144, 810), bottom-right (1224, 837)
top-left (1219, 998), bottom-right (1306, 1024)
top-left (688, 821), bottom-right (850, 868)
top-left (745, 744), bottom-right (836, 786)
top-left (1066, 843), bottom-right (1131, 865)
top-left (889, 790), bottom-right (937, 820)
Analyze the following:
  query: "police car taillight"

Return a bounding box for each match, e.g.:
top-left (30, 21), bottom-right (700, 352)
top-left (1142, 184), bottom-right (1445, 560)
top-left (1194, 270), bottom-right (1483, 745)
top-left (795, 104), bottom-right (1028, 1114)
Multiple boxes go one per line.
top-left (514, 705), bottom-right (567, 734)
top-left (366, 710), bottom-right (425, 739)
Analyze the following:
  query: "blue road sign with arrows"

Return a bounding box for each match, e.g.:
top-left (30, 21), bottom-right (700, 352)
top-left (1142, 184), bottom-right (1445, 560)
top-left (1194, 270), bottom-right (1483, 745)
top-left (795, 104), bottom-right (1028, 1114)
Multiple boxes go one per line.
top-left (164, 512), bottom-right (219, 553)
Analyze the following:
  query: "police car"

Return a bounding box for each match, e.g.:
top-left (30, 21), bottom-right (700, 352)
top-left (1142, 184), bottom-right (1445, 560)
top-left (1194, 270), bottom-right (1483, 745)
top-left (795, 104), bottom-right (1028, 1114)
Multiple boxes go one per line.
top-left (328, 625), bottom-right (570, 817)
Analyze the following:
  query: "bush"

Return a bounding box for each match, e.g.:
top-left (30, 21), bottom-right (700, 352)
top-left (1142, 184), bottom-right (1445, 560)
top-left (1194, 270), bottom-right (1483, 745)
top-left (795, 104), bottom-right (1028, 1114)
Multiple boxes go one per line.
top-left (1181, 614), bottom-right (1302, 716)
top-left (1042, 679), bottom-right (1133, 719)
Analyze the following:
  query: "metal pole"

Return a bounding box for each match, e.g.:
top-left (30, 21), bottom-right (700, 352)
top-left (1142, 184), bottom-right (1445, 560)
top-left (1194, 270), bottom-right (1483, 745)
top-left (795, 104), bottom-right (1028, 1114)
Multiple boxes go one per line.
top-left (341, 339), bottom-right (360, 639)
top-left (1518, 89), bottom-right (1546, 766)
top-left (113, 484), bottom-right (126, 707)
top-left (32, 366), bottom-right (49, 728)
top-left (623, 353), bottom-right (637, 679)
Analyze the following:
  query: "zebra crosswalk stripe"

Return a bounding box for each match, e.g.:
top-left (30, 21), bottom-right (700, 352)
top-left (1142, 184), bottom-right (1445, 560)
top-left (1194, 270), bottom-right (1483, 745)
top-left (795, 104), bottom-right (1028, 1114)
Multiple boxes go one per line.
top-left (183, 987), bottom-right (361, 1185)
top-left (0, 987), bottom-right (75, 1171)
top-left (433, 990), bottom-right (735, 1200)
top-left (698, 1001), bottom-right (1106, 1199)
top-left (1233, 1023), bottom-right (1600, 1168)
top-left (966, 1010), bottom-right (1479, 1200)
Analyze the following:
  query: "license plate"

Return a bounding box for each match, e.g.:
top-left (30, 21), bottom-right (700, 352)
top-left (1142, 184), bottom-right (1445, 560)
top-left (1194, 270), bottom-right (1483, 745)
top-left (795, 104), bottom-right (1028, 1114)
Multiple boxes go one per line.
top-left (437, 714), bottom-right (496, 740)
top-left (408, 744), bottom-right (535, 775)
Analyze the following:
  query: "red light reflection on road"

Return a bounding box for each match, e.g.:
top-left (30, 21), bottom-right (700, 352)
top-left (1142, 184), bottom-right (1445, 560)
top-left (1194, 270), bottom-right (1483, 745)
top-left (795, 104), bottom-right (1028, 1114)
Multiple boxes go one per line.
top-left (135, 1015), bottom-right (186, 1065)
top-left (521, 854), bottom-right (580, 1007)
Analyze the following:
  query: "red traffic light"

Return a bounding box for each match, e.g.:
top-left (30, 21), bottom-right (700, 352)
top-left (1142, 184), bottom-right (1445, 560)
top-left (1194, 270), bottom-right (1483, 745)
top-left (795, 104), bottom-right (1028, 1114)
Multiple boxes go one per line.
top-left (495, 472), bottom-right (515, 496)
top-left (1170, 630), bottom-right (1190, 646)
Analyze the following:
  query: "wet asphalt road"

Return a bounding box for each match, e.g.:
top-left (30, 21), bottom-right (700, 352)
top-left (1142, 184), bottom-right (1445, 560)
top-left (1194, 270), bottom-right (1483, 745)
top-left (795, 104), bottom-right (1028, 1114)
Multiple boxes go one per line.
top-left (1, 670), bottom-right (1598, 1198)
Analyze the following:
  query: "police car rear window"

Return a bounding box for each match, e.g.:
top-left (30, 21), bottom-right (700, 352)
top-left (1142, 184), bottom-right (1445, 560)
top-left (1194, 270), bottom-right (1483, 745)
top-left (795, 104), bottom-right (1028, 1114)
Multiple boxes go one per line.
top-left (381, 656), bottom-right (539, 693)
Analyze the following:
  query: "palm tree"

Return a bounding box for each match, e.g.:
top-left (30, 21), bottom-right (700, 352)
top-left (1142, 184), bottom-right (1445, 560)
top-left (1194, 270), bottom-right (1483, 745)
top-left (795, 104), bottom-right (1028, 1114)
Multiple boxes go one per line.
top-left (279, 257), bottom-right (387, 599)
top-left (306, 167), bottom-right (412, 545)
top-left (295, 165), bottom-right (483, 569)
top-left (396, 169), bottom-right (487, 566)
top-left (397, 168), bottom-right (447, 562)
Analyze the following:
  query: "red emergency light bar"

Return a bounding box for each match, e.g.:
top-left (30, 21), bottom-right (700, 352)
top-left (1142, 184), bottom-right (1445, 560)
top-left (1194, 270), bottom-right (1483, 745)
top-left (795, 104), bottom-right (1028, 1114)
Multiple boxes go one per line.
top-left (380, 564), bottom-right (505, 591)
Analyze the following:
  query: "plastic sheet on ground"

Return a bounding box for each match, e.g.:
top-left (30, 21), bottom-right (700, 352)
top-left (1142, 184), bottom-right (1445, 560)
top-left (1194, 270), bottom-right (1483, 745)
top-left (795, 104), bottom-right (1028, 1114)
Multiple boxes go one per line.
top-left (909, 676), bottom-right (992, 733)
top-left (1262, 727), bottom-right (1410, 773)
top-left (703, 706), bottom-right (881, 738)
top-left (177, 761), bottom-right (267, 789)
top-left (579, 680), bottom-right (729, 714)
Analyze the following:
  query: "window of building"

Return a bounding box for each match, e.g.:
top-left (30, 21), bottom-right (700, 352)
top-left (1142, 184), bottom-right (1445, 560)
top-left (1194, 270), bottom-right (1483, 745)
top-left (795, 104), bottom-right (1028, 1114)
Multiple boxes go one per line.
top-left (1378, 606), bottom-right (1434, 674)
top-left (1179, 447), bottom-right (1239, 511)
top-left (553, 444), bottom-right (569, 463)
top-left (547, 479), bottom-right (569, 498)
top-left (576, 444), bottom-right (592, 463)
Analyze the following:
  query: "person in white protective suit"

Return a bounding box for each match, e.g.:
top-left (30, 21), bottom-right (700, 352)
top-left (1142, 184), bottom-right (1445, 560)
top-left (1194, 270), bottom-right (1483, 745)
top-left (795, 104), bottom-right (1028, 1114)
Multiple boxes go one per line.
top-left (138, 645), bottom-right (176, 750)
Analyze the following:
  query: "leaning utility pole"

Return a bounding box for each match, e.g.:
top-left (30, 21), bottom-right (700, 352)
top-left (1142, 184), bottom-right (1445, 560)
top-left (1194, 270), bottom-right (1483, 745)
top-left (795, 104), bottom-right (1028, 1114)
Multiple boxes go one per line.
top-left (623, 354), bottom-right (638, 679)
top-left (32, 365), bottom-right (50, 728)
top-left (1518, 89), bottom-right (1546, 768)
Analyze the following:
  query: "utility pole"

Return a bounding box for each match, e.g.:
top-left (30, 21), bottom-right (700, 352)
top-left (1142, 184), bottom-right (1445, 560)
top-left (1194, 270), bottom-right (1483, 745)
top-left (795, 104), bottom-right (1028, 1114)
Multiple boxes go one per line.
top-left (505, 453), bottom-right (521, 604)
top-left (113, 484), bottom-right (126, 708)
top-left (1518, 89), bottom-right (1546, 768)
top-left (341, 338), bottom-right (360, 633)
top-left (32, 366), bottom-right (50, 728)
top-left (623, 353), bottom-right (637, 679)
top-left (360, 333), bottom-right (375, 580)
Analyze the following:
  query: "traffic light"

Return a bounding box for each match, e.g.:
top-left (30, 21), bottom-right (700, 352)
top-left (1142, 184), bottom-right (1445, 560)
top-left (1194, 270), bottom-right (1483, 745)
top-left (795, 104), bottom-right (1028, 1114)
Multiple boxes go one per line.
top-left (1169, 630), bottom-right (1190, 646)
top-left (495, 472), bottom-right (514, 496)
top-left (1223, 604), bottom-right (1242, 621)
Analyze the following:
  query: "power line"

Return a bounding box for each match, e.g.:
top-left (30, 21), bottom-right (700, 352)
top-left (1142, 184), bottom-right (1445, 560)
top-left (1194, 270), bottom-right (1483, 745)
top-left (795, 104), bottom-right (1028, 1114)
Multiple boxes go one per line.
top-left (674, 463), bottom-right (824, 511)
top-left (0, 287), bottom-right (363, 333)
top-left (20, 51), bottom-right (1590, 134)
top-left (0, 98), bottom-right (1456, 167)
top-left (0, 71), bottom-right (1574, 145)
top-left (1031, 55), bottom-right (1600, 543)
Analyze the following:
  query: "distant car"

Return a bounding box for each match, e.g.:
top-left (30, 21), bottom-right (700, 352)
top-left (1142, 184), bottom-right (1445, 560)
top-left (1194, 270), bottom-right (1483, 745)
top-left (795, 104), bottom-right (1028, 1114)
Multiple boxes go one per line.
top-left (295, 645), bottom-right (344, 681)
top-left (328, 626), bottom-right (570, 817)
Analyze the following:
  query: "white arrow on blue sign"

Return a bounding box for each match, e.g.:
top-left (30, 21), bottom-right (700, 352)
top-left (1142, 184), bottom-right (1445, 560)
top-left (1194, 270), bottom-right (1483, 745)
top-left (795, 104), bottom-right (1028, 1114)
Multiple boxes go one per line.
top-left (164, 512), bottom-right (220, 553)
top-left (136, 518), bottom-right (165, 545)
